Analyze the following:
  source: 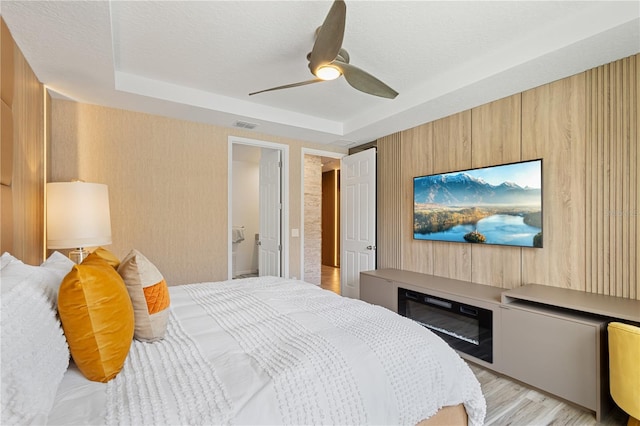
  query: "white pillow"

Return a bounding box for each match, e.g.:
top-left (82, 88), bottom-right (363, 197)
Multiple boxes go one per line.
top-left (1, 278), bottom-right (70, 425)
top-left (41, 251), bottom-right (75, 273)
top-left (0, 252), bottom-right (74, 306)
top-left (40, 252), bottom-right (76, 304)
top-left (0, 252), bottom-right (20, 269)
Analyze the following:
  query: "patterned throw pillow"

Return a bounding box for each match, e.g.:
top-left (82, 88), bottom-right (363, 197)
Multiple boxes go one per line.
top-left (117, 249), bottom-right (170, 342)
top-left (58, 255), bottom-right (134, 382)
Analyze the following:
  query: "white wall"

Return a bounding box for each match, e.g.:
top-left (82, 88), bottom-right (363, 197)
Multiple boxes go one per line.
top-left (232, 159), bottom-right (259, 275)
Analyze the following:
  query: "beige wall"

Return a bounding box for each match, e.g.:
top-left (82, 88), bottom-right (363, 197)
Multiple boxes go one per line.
top-left (378, 53), bottom-right (639, 300)
top-left (50, 100), bottom-right (346, 285)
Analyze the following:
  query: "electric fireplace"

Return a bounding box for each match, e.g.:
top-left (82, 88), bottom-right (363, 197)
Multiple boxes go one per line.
top-left (398, 288), bottom-right (493, 363)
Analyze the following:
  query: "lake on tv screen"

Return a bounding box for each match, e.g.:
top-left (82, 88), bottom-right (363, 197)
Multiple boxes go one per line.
top-left (414, 214), bottom-right (540, 247)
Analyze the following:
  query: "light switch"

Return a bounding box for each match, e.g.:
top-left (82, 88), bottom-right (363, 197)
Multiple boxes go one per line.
top-left (291, 228), bottom-right (299, 237)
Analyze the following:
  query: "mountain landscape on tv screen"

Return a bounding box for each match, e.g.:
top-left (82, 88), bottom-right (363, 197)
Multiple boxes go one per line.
top-left (413, 166), bottom-right (543, 248)
top-left (414, 173), bottom-right (541, 206)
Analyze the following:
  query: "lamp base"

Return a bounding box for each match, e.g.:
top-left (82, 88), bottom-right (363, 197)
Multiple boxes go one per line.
top-left (69, 248), bottom-right (89, 264)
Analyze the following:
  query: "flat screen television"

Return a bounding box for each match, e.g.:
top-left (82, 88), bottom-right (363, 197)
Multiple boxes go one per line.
top-left (413, 159), bottom-right (543, 248)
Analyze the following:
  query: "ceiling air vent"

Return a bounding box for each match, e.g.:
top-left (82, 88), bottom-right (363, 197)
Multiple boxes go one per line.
top-left (333, 140), bottom-right (356, 147)
top-left (233, 120), bottom-right (258, 130)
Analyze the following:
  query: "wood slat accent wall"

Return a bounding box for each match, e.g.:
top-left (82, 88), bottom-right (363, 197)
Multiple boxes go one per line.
top-left (521, 73), bottom-right (586, 290)
top-left (586, 55), bottom-right (639, 299)
top-left (432, 111), bottom-right (472, 282)
top-left (1, 19), bottom-right (15, 254)
top-left (401, 123), bottom-right (434, 274)
top-left (377, 132), bottom-right (402, 269)
top-left (379, 53), bottom-right (639, 299)
top-left (0, 18), bottom-right (46, 265)
top-left (471, 95), bottom-right (522, 288)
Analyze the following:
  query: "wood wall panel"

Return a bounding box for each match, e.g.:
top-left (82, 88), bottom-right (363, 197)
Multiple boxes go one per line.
top-left (401, 123), bottom-right (433, 274)
top-left (377, 132), bottom-right (402, 269)
top-left (1, 101), bottom-right (13, 185)
top-left (1, 18), bottom-right (15, 255)
top-left (1, 19), bottom-right (14, 106)
top-left (0, 184), bottom-right (12, 252)
top-left (0, 17), bottom-right (45, 265)
top-left (471, 95), bottom-right (523, 288)
top-left (585, 55), bottom-right (638, 299)
top-left (321, 170), bottom-right (339, 267)
top-left (46, 91), bottom-right (51, 183)
top-left (12, 41), bottom-right (45, 265)
top-left (471, 95), bottom-right (522, 167)
top-left (521, 74), bottom-right (586, 290)
top-left (432, 111), bottom-right (472, 281)
top-left (432, 111), bottom-right (472, 174)
top-left (383, 52), bottom-right (637, 299)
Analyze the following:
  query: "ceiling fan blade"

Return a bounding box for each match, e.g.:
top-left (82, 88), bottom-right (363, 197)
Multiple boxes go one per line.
top-left (334, 60), bottom-right (398, 99)
top-left (249, 79), bottom-right (324, 96)
top-left (309, 0), bottom-right (346, 74)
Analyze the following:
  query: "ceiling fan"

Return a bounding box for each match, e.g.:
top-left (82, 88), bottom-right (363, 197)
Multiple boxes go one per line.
top-left (249, 0), bottom-right (398, 99)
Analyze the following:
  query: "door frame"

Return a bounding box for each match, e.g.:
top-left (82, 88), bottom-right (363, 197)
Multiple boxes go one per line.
top-left (300, 148), bottom-right (346, 282)
top-left (228, 136), bottom-right (290, 280)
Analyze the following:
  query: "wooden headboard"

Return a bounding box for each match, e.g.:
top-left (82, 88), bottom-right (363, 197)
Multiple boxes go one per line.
top-left (1, 18), bottom-right (48, 265)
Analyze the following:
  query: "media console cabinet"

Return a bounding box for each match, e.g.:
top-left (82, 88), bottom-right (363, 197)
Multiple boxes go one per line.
top-left (360, 269), bottom-right (640, 421)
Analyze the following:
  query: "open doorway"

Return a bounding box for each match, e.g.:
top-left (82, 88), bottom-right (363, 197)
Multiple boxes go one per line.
top-left (230, 144), bottom-right (260, 278)
top-left (228, 136), bottom-right (289, 280)
top-left (301, 149), bottom-right (345, 294)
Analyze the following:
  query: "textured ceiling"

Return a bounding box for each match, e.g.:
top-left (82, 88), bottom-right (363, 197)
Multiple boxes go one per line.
top-left (2, 1), bottom-right (639, 147)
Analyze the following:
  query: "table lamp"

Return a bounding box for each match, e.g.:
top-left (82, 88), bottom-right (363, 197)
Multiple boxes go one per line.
top-left (46, 181), bottom-right (112, 264)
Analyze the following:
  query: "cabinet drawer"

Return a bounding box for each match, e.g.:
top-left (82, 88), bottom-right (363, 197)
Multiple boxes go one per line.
top-left (360, 274), bottom-right (396, 311)
top-left (500, 305), bottom-right (602, 410)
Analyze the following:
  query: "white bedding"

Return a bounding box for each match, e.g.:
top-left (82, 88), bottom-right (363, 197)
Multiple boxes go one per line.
top-left (48, 277), bottom-right (485, 425)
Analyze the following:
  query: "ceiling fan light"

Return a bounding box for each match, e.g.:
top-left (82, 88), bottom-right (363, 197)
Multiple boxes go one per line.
top-left (316, 65), bottom-right (341, 81)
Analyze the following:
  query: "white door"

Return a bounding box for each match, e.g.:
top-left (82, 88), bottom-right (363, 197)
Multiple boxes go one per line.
top-left (259, 148), bottom-right (282, 276)
top-left (341, 148), bottom-right (376, 299)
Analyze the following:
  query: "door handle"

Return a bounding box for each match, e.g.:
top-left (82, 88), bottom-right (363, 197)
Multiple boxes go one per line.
top-left (366, 245), bottom-right (376, 250)
top-left (257, 241), bottom-right (262, 246)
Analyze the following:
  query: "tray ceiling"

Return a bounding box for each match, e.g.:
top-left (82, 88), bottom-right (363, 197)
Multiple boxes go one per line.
top-left (2, 1), bottom-right (638, 147)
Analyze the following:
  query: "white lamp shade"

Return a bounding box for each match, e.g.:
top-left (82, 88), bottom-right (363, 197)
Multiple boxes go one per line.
top-left (46, 182), bottom-right (112, 249)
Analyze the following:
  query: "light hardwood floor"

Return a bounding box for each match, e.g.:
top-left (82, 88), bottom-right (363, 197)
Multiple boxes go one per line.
top-left (468, 363), bottom-right (627, 425)
top-left (320, 265), bottom-right (341, 295)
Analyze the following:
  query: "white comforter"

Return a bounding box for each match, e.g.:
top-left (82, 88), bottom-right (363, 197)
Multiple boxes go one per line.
top-left (48, 277), bottom-right (485, 425)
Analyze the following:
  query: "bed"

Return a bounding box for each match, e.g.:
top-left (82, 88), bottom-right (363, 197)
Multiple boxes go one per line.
top-left (1, 250), bottom-right (486, 426)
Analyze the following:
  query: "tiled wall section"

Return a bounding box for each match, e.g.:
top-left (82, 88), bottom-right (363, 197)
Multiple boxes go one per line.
top-left (304, 155), bottom-right (322, 285)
